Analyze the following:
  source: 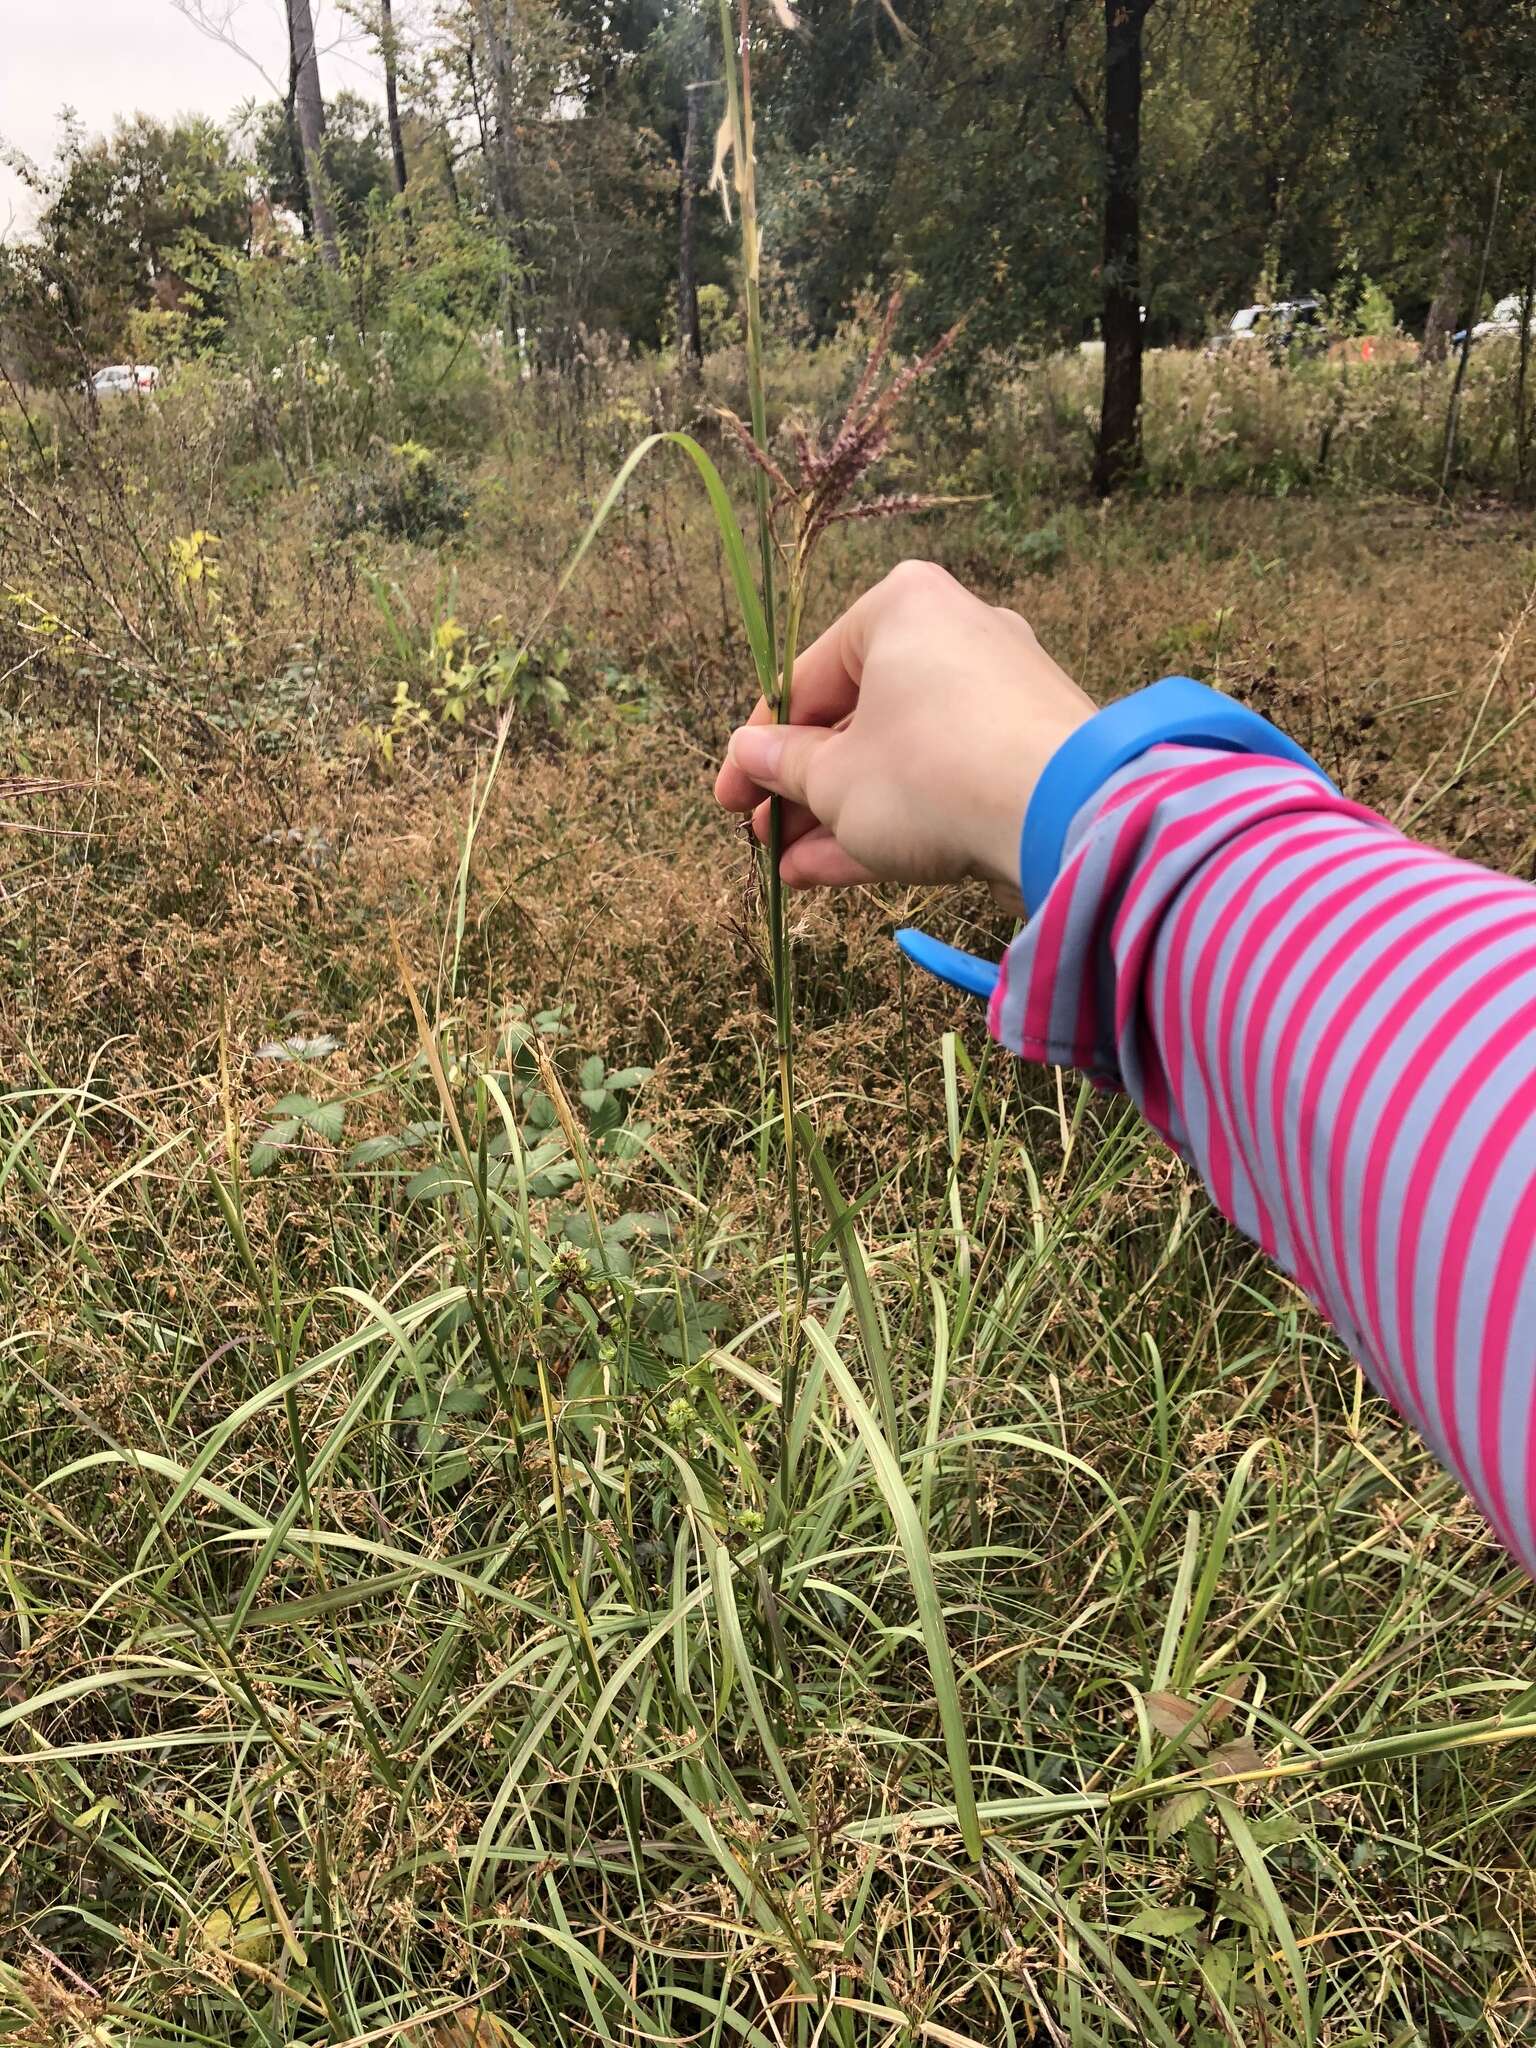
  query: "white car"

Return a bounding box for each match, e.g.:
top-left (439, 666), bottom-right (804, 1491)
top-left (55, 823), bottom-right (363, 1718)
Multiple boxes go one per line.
top-left (1469, 294), bottom-right (1535, 344)
top-left (1209, 299), bottom-right (1326, 357)
top-left (86, 364), bottom-right (160, 398)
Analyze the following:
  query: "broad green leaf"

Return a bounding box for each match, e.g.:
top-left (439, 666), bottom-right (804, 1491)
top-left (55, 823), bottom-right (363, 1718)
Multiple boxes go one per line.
top-left (1214, 1887), bottom-right (1267, 1933)
top-left (271, 1093), bottom-right (345, 1143)
top-left (347, 1134), bottom-right (405, 1168)
top-left (1153, 1788), bottom-right (1210, 1844)
top-left (1125, 1904), bottom-right (1205, 1939)
top-left (306, 1099), bottom-right (346, 1143)
top-left (250, 1117), bottom-right (302, 1176)
top-left (253, 1031), bottom-right (340, 1062)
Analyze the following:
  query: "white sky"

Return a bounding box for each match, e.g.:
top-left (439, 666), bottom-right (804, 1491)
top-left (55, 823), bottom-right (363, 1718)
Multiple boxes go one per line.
top-left (0, 0), bottom-right (383, 238)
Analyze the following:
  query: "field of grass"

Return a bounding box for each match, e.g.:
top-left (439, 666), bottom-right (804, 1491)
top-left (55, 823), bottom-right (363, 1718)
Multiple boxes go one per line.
top-left (3, 339), bottom-right (1536, 2046)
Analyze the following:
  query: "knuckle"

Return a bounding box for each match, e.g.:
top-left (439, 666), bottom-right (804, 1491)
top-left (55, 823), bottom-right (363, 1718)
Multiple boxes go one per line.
top-left (994, 603), bottom-right (1040, 641)
top-left (882, 558), bottom-right (952, 599)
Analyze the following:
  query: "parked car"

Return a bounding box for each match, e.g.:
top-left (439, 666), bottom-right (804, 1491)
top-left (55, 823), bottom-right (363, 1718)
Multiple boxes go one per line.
top-left (1209, 299), bottom-right (1326, 359)
top-left (85, 363), bottom-right (160, 399)
top-left (1453, 293), bottom-right (1536, 347)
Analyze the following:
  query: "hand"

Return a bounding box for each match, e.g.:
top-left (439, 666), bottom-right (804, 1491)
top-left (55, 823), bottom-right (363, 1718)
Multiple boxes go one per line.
top-left (714, 559), bottom-right (1095, 895)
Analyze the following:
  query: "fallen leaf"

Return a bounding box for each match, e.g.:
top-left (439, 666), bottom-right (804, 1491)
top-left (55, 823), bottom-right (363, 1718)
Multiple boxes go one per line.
top-left (1141, 1689), bottom-right (1211, 1749)
top-left (409, 2012), bottom-right (518, 2047)
top-left (191, 1880), bottom-right (275, 1963)
top-left (1205, 1735), bottom-right (1264, 1778)
top-left (1205, 1672), bottom-right (1250, 1728)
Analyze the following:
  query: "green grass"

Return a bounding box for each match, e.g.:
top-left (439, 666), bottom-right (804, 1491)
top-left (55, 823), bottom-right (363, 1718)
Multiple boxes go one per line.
top-left (4, 1008), bottom-right (1535, 2046)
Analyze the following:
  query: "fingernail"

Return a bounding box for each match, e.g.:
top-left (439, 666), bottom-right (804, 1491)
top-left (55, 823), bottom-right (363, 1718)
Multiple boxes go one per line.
top-left (729, 726), bottom-right (785, 781)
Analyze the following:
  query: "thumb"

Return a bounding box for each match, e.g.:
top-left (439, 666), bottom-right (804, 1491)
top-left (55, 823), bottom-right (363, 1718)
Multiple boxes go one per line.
top-left (726, 722), bottom-right (842, 816)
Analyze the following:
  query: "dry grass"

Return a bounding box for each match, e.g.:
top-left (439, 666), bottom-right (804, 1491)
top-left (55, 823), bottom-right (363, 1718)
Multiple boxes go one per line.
top-left (3, 352), bottom-right (1536, 2045)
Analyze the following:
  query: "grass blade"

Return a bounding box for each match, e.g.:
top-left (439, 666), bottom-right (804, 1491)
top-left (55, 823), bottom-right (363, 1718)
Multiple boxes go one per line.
top-left (802, 1316), bottom-right (983, 1862)
top-left (799, 1114), bottom-right (898, 1447)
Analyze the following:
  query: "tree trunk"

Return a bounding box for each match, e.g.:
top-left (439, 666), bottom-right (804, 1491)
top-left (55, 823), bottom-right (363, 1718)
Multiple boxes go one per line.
top-left (1093, 0), bottom-right (1154, 497)
top-left (283, 36), bottom-right (309, 237)
top-left (287, 0), bottom-right (340, 269)
top-left (1516, 229), bottom-right (1536, 495)
top-left (440, 127), bottom-right (462, 215)
top-left (677, 82), bottom-right (707, 379)
top-left (380, 0), bottom-right (410, 202)
top-left (1423, 226), bottom-right (1471, 364)
top-left (1441, 170), bottom-right (1501, 498)
top-left (474, 0), bottom-right (524, 235)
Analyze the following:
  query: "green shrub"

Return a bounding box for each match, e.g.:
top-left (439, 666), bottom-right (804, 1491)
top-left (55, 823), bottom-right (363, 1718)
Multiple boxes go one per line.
top-left (327, 439), bottom-right (469, 541)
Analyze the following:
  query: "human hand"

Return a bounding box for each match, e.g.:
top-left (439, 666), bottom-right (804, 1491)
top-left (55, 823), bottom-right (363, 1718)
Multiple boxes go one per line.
top-left (714, 559), bottom-right (1094, 895)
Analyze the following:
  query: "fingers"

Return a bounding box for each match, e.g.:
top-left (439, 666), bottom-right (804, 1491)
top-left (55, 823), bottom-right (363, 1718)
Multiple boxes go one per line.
top-left (713, 694), bottom-right (774, 811)
top-left (715, 677), bottom-right (850, 813)
top-left (779, 826), bottom-right (879, 890)
top-left (748, 804), bottom-right (875, 885)
top-left (714, 593), bottom-right (870, 813)
top-left (750, 795), bottom-right (821, 850)
top-left (721, 722), bottom-right (842, 815)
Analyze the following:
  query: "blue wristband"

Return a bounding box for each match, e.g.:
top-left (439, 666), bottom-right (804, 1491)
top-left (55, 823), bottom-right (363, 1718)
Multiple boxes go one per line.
top-left (1018, 675), bottom-right (1336, 913)
top-left (895, 676), bottom-right (1336, 1002)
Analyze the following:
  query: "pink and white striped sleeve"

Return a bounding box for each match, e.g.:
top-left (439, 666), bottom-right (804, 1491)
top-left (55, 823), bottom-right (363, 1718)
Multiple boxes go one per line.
top-left (989, 743), bottom-right (1536, 1571)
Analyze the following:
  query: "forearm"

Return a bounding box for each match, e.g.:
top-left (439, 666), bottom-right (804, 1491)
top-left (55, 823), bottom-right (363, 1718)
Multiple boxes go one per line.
top-left (991, 743), bottom-right (1536, 1570)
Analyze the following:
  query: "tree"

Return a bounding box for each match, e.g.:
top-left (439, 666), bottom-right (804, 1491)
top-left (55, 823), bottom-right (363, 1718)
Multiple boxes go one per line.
top-left (249, 90), bottom-right (393, 236)
top-left (677, 78), bottom-right (708, 374)
top-left (2, 114), bottom-right (249, 375)
top-left (380, 0), bottom-right (411, 202)
top-left (1093, 0), bottom-right (1156, 494)
top-left (1251, 0), bottom-right (1536, 346)
top-left (423, 0), bottom-right (724, 350)
top-left (474, 0), bottom-right (526, 235)
top-left (288, 0), bottom-right (342, 267)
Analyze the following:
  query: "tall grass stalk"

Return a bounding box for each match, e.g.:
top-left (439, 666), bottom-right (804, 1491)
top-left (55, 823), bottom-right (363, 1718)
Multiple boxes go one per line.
top-left (714, 0), bottom-right (814, 1554)
top-left (716, 0), bottom-right (807, 1333)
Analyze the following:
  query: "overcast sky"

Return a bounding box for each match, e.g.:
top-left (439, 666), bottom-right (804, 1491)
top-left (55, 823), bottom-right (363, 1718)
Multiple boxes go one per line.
top-left (0, 1), bottom-right (382, 237)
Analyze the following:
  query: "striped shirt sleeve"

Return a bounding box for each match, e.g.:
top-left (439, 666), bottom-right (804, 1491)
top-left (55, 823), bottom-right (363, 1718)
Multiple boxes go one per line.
top-left (988, 742), bottom-right (1536, 1573)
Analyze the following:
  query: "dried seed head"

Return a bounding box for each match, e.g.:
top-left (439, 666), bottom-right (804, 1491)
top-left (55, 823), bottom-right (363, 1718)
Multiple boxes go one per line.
top-left (715, 407), bottom-right (795, 497)
top-left (841, 290), bottom-right (904, 432)
top-left (716, 291), bottom-right (975, 550)
top-left (824, 490), bottom-right (986, 527)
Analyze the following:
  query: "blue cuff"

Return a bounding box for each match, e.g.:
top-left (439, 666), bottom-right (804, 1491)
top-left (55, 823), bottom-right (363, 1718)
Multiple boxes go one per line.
top-left (1018, 675), bottom-right (1337, 913)
top-left (896, 676), bottom-right (1336, 1002)
top-left (895, 927), bottom-right (1001, 1000)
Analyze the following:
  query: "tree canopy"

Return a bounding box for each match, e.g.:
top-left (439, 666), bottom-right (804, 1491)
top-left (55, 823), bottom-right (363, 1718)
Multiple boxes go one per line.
top-left (4, 0), bottom-right (1534, 464)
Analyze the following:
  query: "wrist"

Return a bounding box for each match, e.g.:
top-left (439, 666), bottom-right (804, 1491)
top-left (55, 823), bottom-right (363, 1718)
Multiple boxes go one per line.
top-left (966, 705), bottom-right (1093, 890)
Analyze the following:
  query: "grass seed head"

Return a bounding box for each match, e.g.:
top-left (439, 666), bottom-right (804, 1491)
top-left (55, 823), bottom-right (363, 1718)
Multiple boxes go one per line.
top-left (718, 290), bottom-right (969, 555)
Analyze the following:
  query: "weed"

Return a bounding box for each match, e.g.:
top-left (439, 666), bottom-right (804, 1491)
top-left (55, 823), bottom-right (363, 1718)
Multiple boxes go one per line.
top-left (329, 439), bottom-right (471, 542)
